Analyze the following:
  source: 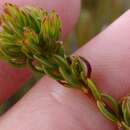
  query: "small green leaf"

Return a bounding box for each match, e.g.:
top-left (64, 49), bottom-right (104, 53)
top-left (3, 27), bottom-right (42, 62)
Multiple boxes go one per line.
top-left (121, 121), bottom-right (130, 130)
top-left (123, 108), bottom-right (130, 126)
top-left (59, 66), bottom-right (81, 87)
top-left (43, 66), bottom-right (63, 81)
top-left (121, 97), bottom-right (130, 127)
top-left (97, 100), bottom-right (119, 123)
top-left (86, 78), bottom-right (101, 100)
top-left (34, 55), bottom-right (56, 69)
top-left (101, 93), bottom-right (119, 117)
top-left (54, 54), bottom-right (70, 72)
top-left (71, 57), bottom-right (85, 78)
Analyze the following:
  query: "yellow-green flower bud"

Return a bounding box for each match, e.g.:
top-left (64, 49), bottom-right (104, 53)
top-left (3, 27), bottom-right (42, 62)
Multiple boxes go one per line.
top-left (41, 11), bottom-right (62, 42)
top-left (0, 3), bottom-right (62, 67)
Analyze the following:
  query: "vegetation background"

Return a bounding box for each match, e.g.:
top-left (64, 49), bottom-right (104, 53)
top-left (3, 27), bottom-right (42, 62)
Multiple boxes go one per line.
top-left (0, 0), bottom-right (130, 114)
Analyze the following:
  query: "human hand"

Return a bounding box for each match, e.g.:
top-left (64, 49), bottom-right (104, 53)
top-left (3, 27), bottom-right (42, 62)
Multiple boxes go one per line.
top-left (0, 0), bottom-right (130, 130)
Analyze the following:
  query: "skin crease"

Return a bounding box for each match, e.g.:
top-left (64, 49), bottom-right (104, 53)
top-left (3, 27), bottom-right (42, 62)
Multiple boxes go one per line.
top-left (0, 0), bottom-right (80, 104)
top-left (0, 1), bottom-right (130, 130)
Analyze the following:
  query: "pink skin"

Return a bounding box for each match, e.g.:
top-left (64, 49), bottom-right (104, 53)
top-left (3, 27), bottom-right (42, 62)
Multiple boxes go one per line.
top-left (78, 10), bottom-right (130, 99)
top-left (0, 0), bottom-right (130, 130)
top-left (0, 0), bottom-right (80, 104)
top-left (0, 62), bottom-right (31, 103)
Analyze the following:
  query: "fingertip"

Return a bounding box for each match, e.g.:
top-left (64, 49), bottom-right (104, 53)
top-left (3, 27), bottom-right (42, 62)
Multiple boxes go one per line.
top-left (76, 9), bottom-right (130, 99)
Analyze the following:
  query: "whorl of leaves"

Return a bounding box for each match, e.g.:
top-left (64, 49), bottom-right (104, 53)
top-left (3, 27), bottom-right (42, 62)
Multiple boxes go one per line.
top-left (0, 3), bottom-right (62, 66)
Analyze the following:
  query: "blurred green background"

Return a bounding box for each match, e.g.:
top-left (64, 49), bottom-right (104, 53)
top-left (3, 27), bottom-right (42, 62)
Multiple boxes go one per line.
top-left (0, 0), bottom-right (130, 114)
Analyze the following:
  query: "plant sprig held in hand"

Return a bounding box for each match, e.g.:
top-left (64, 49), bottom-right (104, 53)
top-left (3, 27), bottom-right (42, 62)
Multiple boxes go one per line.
top-left (0, 3), bottom-right (130, 130)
